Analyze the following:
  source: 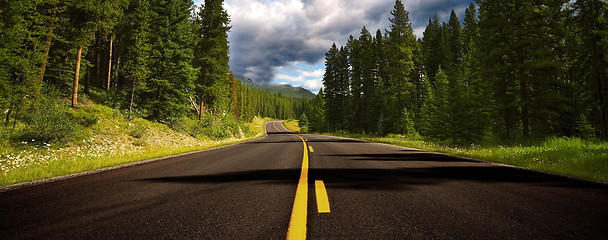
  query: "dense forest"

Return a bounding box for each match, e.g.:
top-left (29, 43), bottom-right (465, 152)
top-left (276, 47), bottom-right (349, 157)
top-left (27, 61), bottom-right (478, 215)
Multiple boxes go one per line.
top-left (0, 0), bottom-right (300, 142)
top-left (312, 0), bottom-right (608, 144)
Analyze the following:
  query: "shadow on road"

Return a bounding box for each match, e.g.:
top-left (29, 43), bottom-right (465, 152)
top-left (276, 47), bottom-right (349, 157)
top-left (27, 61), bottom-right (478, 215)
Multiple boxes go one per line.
top-left (322, 153), bottom-right (479, 163)
top-left (141, 166), bottom-right (608, 190)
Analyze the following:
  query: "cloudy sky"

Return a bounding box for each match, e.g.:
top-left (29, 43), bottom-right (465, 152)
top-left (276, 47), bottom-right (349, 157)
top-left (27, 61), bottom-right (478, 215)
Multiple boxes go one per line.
top-left (193, 0), bottom-right (474, 94)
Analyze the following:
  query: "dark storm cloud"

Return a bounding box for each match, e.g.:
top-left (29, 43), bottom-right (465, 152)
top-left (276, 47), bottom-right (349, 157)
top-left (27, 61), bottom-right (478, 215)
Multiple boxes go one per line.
top-left (223, 0), bottom-right (473, 84)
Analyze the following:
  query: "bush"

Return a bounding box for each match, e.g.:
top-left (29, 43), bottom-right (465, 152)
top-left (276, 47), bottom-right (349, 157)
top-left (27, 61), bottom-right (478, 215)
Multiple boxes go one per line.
top-left (167, 113), bottom-right (252, 140)
top-left (17, 99), bottom-right (78, 143)
top-left (128, 119), bottom-right (149, 139)
top-left (68, 110), bottom-right (100, 127)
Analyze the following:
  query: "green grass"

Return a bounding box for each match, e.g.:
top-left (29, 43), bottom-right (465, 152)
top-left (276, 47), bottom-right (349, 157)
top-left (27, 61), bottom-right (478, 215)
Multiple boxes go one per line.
top-left (282, 119), bottom-right (300, 132)
top-left (326, 132), bottom-right (608, 183)
top-left (0, 137), bottom-right (259, 187)
top-left (0, 98), bottom-right (269, 187)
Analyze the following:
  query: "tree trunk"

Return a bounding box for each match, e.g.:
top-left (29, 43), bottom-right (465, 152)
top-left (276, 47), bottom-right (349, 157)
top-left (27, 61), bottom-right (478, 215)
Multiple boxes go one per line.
top-left (199, 92), bottom-right (205, 120)
top-left (72, 46), bottom-right (83, 108)
top-left (114, 54), bottom-right (121, 89)
top-left (5, 108), bottom-right (11, 126)
top-left (106, 36), bottom-right (113, 91)
top-left (38, 8), bottom-right (56, 96)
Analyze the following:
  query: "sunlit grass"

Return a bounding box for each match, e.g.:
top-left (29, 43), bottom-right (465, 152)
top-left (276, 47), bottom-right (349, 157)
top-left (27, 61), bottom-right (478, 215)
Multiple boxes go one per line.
top-left (326, 132), bottom-right (608, 183)
top-left (0, 115), bottom-right (268, 187)
top-left (282, 119), bottom-right (300, 132)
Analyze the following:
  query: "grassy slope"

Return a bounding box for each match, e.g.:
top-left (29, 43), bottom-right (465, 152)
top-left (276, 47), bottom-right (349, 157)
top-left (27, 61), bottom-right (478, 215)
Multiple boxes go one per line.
top-left (0, 100), bottom-right (270, 187)
top-left (282, 120), bottom-right (300, 132)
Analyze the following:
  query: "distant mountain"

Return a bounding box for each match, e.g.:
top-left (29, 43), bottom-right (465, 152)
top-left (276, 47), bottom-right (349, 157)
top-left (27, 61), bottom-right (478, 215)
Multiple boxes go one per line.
top-left (235, 74), bottom-right (316, 99)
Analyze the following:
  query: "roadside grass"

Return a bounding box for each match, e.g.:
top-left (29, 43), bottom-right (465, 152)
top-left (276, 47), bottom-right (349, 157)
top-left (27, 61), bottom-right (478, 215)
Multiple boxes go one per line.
top-left (323, 132), bottom-right (608, 183)
top-left (0, 101), bottom-right (269, 187)
top-left (282, 119), bottom-right (300, 132)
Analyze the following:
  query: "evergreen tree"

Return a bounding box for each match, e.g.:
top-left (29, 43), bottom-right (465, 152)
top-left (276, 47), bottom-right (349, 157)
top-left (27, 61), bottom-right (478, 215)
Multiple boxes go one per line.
top-left (0, 0), bottom-right (49, 124)
top-left (427, 68), bottom-right (451, 140)
top-left (322, 43), bottom-right (342, 131)
top-left (144, 0), bottom-right (196, 121)
top-left (572, 0), bottom-right (608, 138)
top-left (421, 14), bottom-right (447, 86)
top-left (479, 0), bottom-right (568, 139)
top-left (193, 0), bottom-right (231, 117)
top-left (461, 3), bottom-right (491, 142)
top-left (358, 27), bottom-right (377, 133)
top-left (346, 35), bottom-right (363, 132)
top-left (121, 0), bottom-right (151, 119)
top-left (446, 9), bottom-right (464, 77)
top-left (385, 0), bottom-right (417, 134)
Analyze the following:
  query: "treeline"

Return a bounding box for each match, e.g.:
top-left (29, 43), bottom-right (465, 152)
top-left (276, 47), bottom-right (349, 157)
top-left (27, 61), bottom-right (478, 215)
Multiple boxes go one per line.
top-left (317, 0), bottom-right (608, 143)
top-left (0, 0), bottom-right (298, 133)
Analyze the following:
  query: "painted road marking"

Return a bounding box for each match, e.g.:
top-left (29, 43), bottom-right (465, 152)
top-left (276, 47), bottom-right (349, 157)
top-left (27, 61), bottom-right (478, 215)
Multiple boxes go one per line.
top-left (308, 146), bottom-right (314, 152)
top-left (272, 121), bottom-right (279, 132)
top-left (286, 134), bottom-right (309, 240)
top-left (315, 180), bottom-right (331, 213)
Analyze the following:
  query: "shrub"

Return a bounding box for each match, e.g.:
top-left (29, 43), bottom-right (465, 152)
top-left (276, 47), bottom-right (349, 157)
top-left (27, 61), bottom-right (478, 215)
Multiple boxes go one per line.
top-left (68, 110), bottom-right (100, 127)
top-left (128, 119), bottom-right (149, 139)
top-left (17, 99), bottom-right (78, 143)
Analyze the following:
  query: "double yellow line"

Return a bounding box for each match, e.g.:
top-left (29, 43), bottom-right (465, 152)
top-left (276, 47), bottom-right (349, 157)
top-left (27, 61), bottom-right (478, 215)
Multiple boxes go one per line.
top-left (272, 121), bottom-right (329, 240)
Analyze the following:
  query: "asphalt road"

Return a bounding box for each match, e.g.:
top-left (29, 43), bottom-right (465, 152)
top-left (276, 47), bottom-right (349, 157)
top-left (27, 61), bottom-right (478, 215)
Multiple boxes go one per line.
top-left (1, 121), bottom-right (607, 239)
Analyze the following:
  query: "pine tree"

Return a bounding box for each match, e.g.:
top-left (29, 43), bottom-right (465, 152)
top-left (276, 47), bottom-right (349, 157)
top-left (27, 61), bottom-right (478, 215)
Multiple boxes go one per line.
top-left (427, 68), bottom-right (451, 140)
top-left (347, 35), bottom-right (363, 132)
top-left (445, 10), bottom-right (464, 77)
top-left (193, 0), bottom-right (232, 117)
top-left (461, 3), bottom-right (491, 142)
top-left (144, 0), bottom-right (196, 120)
top-left (422, 14), bottom-right (447, 86)
top-left (121, 0), bottom-right (151, 119)
top-left (478, 1), bottom-right (520, 139)
top-left (479, 0), bottom-right (569, 139)
top-left (228, 72), bottom-right (240, 117)
top-left (358, 27), bottom-right (377, 133)
top-left (322, 43), bottom-right (342, 131)
top-left (386, 0), bottom-right (417, 134)
top-left (0, 0), bottom-right (48, 124)
top-left (572, 0), bottom-right (608, 138)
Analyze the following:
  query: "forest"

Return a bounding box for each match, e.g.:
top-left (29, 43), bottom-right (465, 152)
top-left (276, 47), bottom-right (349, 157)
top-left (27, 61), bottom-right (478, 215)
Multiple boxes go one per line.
top-left (312, 0), bottom-right (608, 144)
top-left (0, 0), bottom-right (302, 143)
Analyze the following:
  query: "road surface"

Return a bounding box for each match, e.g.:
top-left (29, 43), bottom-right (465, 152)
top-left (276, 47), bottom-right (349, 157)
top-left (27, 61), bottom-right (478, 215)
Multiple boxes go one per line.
top-left (1, 121), bottom-right (607, 239)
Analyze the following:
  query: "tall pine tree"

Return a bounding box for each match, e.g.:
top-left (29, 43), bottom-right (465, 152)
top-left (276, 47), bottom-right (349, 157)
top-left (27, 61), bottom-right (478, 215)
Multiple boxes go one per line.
top-left (193, 0), bottom-right (231, 118)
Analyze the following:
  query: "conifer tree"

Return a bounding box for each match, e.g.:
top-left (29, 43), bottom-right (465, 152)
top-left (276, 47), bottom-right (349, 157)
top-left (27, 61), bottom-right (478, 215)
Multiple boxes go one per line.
top-left (194, 0), bottom-right (232, 117)
top-left (572, 0), bottom-right (608, 138)
top-left (322, 43), bottom-right (342, 131)
top-left (385, 0), bottom-right (416, 134)
top-left (347, 35), bottom-right (363, 132)
top-left (144, 0), bottom-right (196, 120)
top-left (121, 0), bottom-right (151, 119)
top-left (422, 14), bottom-right (447, 86)
top-left (0, 0), bottom-right (48, 123)
top-left (359, 27), bottom-right (377, 132)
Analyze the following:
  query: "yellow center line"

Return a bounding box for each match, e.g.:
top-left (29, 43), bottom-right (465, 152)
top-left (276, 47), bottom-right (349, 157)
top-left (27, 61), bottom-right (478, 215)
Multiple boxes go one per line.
top-left (315, 180), bottom-right (330, 213)
top-left (308, 146), bottom-right (314, 152)
top-left (286, 134), bottom-right (309, 240)
top-left (272, 121), bottom-right (279, 132)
